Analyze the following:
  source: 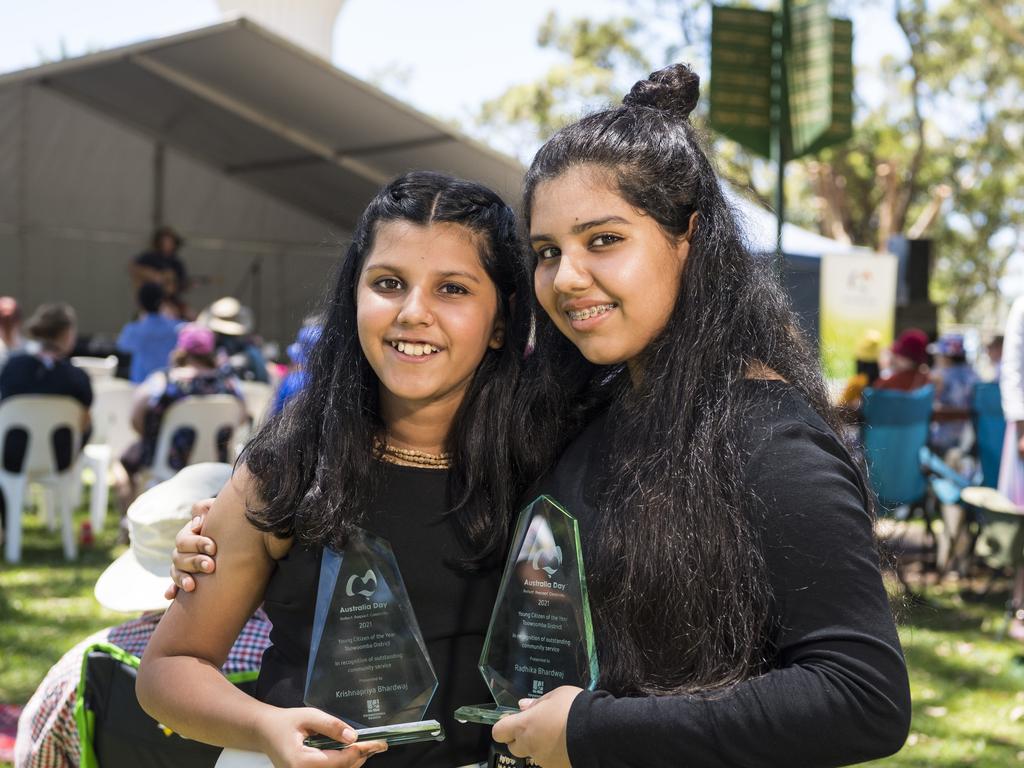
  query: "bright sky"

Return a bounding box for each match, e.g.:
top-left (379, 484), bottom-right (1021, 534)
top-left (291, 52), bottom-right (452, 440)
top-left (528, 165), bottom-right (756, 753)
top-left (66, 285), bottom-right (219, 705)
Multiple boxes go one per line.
top-left (2, 0), bottom-right (907, 135)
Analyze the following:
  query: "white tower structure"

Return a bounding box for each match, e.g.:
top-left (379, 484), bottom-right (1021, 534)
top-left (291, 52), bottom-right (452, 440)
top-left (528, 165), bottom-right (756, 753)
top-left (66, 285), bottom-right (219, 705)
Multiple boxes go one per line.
top-left (215, 0), bottom-right (348, 60)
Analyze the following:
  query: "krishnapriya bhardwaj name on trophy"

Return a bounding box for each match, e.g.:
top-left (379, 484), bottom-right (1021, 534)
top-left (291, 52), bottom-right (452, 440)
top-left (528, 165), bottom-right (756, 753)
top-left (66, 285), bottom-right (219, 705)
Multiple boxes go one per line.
top-left (455, 495), bottom-right (598, 726)
top-left (303, 529), bottom-right (444, 749)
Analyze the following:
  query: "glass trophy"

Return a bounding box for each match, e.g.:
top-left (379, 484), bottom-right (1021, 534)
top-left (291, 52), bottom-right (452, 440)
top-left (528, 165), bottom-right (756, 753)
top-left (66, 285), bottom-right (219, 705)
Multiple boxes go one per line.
top-left (302, 529), bottom-right (444, 749)
top-left (455, 495), bottom-right (598, 725)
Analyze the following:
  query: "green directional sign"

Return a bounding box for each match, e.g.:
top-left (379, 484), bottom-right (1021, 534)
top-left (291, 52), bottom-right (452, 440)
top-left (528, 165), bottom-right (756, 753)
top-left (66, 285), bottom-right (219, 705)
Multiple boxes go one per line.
top-left (710, 0), bottom-right (854, 256)
top-left (709, 6), bottom-right (775, 158)
top-left (788, 0), bottom-right (833, 156)
top-left (801, 17), bottom-right (853, 155)
top-left (710, 1), bottom-right (853, 161)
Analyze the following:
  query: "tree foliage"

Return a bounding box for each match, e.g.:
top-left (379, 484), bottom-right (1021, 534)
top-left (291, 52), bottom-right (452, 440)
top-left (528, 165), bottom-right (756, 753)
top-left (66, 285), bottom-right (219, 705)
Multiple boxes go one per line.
top-left (477, 0), bottom-right (1024, 324)
top-left (476, 13), bottom-right (651, 157)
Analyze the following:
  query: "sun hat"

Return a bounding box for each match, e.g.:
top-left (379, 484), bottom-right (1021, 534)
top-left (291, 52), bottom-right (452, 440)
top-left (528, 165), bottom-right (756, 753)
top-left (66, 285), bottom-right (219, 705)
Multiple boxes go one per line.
top-left (854, 329), bottom-right (882, 362)
top-left (94, 463), bottom-right (232, 613)
top-left (198, 297), bottom-right (254, 337)
top-left (929, 333), bottom-right (965, 358)
top-left (891, 328), bottom-right (929, 366)
top-left (175, 323), bottom-right (215, 356)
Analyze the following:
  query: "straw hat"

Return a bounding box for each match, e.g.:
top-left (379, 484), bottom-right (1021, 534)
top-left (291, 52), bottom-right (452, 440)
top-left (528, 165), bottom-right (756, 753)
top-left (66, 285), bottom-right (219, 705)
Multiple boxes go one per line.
top-left (94, 463), bottom-right (232, 613)
top-left (854, 329), bottom-right (882, 362)
top-left (198, 297), bottom-right (254, 337)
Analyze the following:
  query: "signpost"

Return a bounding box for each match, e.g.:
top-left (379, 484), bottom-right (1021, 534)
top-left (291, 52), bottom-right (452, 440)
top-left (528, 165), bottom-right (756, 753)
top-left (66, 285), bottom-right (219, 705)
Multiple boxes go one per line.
top-left (710, 0), bottom-right (854, 255)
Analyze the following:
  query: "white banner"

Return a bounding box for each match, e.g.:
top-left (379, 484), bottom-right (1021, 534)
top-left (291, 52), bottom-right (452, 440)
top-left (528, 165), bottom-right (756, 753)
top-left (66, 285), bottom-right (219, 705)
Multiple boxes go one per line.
top-left (819, 250), bottom-right (898, 379)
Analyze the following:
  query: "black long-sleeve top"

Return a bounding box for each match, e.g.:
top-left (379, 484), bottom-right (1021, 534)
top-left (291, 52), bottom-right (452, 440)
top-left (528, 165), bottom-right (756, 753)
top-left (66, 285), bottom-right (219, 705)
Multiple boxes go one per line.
top-left (533, 380), bottom-right (911, 767)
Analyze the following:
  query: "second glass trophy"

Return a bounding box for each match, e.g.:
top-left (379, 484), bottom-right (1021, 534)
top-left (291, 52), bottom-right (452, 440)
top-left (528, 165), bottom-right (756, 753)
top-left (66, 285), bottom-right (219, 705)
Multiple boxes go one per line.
top-left (303, 528), bottom-right (444, 749)
top-left (455, 495), bottom-right (598, 725)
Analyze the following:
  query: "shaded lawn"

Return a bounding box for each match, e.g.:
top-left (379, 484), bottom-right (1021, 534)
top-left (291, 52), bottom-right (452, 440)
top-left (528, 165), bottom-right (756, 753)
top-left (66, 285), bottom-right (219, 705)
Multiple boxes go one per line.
top-left (867, 583), bottom-right (1024, 767)
top-left (0, 504), bottom-right (125, 706)
top-left (2, 508), bottom-right (1024, 767)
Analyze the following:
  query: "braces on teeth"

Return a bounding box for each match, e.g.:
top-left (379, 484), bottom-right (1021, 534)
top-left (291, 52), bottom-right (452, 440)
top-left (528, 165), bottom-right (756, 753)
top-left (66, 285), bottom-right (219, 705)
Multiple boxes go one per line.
top-left (568, 304), bottom-right (615, 321)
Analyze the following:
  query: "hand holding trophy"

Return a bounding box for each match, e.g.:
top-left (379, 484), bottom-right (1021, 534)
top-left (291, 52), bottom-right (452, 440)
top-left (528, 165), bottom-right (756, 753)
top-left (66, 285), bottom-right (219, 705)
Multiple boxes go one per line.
top-left (303, 529), bottom-right (445, 749)
top-left (456, 495), bottom-right (598, 765)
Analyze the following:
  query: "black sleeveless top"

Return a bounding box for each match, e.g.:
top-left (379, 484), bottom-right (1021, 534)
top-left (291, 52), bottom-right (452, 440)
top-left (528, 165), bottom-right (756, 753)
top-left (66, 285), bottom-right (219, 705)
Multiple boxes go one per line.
top-left (257, 463), bottom-right (500, 767)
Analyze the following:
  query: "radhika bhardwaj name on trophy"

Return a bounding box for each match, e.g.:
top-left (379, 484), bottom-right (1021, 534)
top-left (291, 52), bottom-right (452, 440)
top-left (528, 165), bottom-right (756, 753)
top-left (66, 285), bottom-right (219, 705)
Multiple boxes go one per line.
top-left (302, 529), bottom-right (444, 750)
top-left (455, 495), bottom-right (598, 726)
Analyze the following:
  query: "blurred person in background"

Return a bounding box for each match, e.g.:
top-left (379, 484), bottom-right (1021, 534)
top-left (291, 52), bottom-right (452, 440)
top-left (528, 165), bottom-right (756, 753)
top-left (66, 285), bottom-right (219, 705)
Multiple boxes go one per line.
top-left (0, 303), bottom-right (92, 538)
top-left (930, 333), bottom-right (977, 456)
top-left (196, 297), bottom-right (270, 383)
top-left (130, 226), bottom-right (190, 320)
top-left (998, 295), bottom-right (1024, 640)
top-left (115, 324), bottom-right (244, 512)
top-left (270, 322), bottom-right (321, 416)
top-left (0, 296), bottom-right (25, 372)
top-left (872, 328), bottom-right (931, 391)
top-left (985, 334), bottom-right (1004, 381)
top-left (14, 463), bottom-right (271, 768)
top-left (0, 303), bottom-right (92, 422)
top-left (1000, 296), bottom-right (1024, 501)
top-left (116, 282), bottom-right (183, 384)
top-left (838, 329), bottom-right (882, 412)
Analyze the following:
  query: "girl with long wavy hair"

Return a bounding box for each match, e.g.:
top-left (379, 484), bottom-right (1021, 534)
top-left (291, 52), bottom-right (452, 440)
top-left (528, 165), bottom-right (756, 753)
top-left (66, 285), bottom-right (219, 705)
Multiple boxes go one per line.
top-left (137, 171), bottom-right (548, 768)
top-left (171, 67), bottom-right (912, 768)
top-left (485, 64), bottom-right (911, 767)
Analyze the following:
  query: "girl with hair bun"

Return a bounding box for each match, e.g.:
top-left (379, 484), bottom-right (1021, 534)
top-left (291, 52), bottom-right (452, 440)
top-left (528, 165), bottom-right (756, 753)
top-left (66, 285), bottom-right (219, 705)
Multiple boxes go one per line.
top-left (489, 63), bottom-right (911, 767)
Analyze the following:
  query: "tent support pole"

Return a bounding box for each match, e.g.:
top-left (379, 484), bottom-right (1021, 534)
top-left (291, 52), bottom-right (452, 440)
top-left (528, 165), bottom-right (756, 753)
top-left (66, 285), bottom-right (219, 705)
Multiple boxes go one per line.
top-left (131, 54), bottom-right (391, 187)
top-left (152, 141), bottom-right (165, 229)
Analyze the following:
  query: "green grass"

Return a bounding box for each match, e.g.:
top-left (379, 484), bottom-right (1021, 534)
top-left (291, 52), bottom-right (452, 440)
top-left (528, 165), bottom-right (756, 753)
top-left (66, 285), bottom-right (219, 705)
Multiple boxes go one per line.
top-left (868, 584), bottom-right (1024, 767)
top-left (0, 500), bottom-right (125, 708)
top-left (2, 506), bottom-right (1023, 766)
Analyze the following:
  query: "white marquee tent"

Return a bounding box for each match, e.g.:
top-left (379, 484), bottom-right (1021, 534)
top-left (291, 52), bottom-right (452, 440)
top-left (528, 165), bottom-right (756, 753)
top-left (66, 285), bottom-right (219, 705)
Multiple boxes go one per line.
top-left (0, 17), bottom-right (841, 344)
top-left (0, 18), bottom-right (522, 343)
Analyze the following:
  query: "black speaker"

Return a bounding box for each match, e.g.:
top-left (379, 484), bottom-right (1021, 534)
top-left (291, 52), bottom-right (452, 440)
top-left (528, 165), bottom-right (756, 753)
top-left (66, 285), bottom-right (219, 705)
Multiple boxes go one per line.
top-left (888, 236), bottom-right (932, 305)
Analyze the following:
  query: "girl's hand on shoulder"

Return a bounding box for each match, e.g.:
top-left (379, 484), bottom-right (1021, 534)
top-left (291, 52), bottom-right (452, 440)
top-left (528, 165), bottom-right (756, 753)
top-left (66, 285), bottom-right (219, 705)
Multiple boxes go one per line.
top-left (164, 498), bottom-right (217, 599)
top-left (491, 686), bottom-right (582, 768)
top-left (257, 706), bottom-right (387, 768)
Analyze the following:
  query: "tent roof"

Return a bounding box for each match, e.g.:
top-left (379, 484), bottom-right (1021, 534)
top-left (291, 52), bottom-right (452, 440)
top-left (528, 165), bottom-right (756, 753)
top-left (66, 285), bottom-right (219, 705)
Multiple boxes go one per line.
top-left (722, 185), bottom-right (845, 258)
top-left (0, 18), bottom-right (845, 257)
top-left (0, 17), bottom-right (525, 229)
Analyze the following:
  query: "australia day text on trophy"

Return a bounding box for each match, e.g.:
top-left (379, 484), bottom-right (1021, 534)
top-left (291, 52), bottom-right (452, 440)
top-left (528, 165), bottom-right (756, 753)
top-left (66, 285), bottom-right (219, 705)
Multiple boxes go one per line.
top-left (455, 495), bottom-right (599, 727)
top-left (303, 529), bottom-right (445, 749)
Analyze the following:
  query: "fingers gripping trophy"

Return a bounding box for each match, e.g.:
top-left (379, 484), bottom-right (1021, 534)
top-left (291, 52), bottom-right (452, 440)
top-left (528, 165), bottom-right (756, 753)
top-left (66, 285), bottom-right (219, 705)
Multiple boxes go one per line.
top-left (456, 496), bottom-right (599, 768)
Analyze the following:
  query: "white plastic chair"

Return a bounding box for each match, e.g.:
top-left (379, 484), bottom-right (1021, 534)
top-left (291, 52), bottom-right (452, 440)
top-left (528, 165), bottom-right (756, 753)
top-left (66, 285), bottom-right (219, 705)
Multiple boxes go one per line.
top-left (78, 379), bottom-right (136, 532)
top-left (148, 395), bottom-right (246, 484)
top-left (0, 395), bottom-right (85, 563)
top-left (237, 381), bottom-right (273, 428)
top-left (71, 355), bottom-right (118, 381)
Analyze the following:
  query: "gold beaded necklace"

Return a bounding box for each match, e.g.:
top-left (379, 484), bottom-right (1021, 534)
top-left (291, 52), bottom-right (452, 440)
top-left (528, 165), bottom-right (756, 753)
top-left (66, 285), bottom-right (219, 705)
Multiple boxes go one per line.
top-left (374, 437), bottom-right (451, 469)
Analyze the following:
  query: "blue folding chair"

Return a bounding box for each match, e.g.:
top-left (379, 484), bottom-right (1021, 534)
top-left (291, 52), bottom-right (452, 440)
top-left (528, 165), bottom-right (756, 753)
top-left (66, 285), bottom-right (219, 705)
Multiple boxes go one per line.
top-left (972, 381), bottom-right (1005, 489)
top-left (861, 385), bottom-right (935, 514)
top-left (861, 386), bottom-right (936, 580)
top-left (919, 446), bottom-right (974, 574)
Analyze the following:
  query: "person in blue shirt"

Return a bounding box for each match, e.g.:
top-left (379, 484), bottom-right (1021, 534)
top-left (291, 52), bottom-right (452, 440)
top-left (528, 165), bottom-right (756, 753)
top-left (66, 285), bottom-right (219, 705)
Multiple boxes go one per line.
top-left (271, 323), bottom-right (321, 416)
top-left (117, 283), bottom-right (182, 384)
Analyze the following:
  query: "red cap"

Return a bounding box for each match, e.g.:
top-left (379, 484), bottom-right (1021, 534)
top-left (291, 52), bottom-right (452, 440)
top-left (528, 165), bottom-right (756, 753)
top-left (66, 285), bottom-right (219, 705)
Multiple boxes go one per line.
top-left (891, 329), bottom-right (929, 366)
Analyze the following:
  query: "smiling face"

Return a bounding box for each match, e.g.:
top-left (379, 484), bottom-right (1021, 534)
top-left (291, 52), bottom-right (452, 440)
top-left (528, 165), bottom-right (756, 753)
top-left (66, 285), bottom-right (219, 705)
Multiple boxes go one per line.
top-left (356, 220), bottom-right (503, 416)
top-left (530, 165), bottom-right (690, 367)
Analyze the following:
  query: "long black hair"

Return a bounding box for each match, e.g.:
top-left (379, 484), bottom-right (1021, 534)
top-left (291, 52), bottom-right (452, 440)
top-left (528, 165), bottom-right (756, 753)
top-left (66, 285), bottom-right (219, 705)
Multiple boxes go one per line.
top-left (523, 65), bottom-right (849, 695)
top-left (241, 171), bottom-right (536, 564)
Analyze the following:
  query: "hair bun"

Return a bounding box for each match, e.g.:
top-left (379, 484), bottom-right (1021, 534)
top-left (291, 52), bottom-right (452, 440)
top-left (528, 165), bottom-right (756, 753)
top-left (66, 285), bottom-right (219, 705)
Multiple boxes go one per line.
top-left (622, 63), bottom-right (700, 120)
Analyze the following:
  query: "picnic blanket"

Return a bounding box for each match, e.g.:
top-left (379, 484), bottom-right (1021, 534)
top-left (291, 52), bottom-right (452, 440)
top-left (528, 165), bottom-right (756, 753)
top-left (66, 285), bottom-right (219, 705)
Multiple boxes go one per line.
top-left (0, 703), bottom-right (22, 762)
